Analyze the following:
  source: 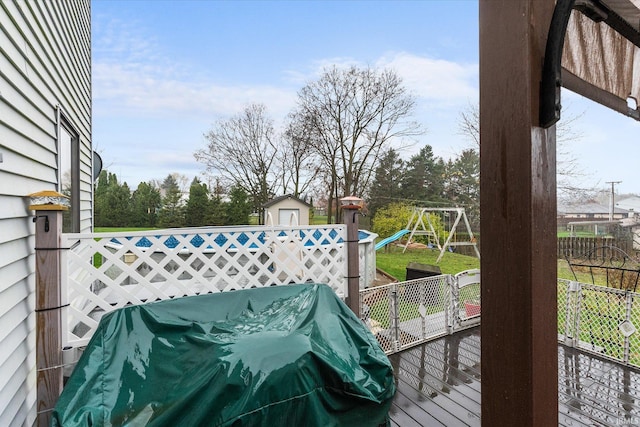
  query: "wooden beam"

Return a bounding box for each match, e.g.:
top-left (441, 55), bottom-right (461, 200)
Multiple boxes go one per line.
top-left (342, 205), bottom-right (361, 318)
top-left (479, 1), bottom-right (558, 425)
top-left (34, 211), bottom-right (64, 427)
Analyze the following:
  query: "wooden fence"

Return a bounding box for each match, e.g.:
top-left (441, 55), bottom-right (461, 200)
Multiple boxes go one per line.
top-left (557, 236), bottom-right (633, 259)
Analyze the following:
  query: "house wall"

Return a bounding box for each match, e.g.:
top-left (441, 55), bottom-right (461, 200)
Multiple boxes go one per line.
top-left (0, 1), bottom-right (91, 425)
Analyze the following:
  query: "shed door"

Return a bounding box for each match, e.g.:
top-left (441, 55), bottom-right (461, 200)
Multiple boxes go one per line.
top-left (279, 209), bottom-right (300, 225)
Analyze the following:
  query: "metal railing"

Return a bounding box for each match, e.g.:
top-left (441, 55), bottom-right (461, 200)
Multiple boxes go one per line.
top-left (360, 269), bottom-right (481, 354)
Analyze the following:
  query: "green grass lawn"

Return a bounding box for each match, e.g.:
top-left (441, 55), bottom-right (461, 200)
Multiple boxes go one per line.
top-left (376, 244), bottom-right (480, 280)
top-left (557, 231), bottom-right (600, 238)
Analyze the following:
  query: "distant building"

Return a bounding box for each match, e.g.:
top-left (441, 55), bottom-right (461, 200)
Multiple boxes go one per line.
top-left (263, 195), bottom-right (313, 226)
top-left (558, 201), bottom-right (629, 228)
top-left (616, 195), bottom-right (640, 215)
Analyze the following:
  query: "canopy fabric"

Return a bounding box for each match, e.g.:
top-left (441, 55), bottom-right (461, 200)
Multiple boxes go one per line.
top-left (51, 284), bottom-right (395, 427)
top-left (562, 1), bottom-right (640, 118)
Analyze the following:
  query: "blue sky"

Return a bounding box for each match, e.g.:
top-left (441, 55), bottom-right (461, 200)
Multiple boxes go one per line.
top-left (92, 0), bottom-right (640, 195)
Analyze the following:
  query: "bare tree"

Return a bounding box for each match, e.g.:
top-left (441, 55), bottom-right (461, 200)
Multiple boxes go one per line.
top-left (279, 111), bottom-right (321, 198)
top-left (291, 65), bottom-right (422, 223)
top-left (458, 103), bottom-right (480, 147)
top-left (457, 103), bottom-right (597, 201)
top-left (195, 103), bottom-right (280, 222)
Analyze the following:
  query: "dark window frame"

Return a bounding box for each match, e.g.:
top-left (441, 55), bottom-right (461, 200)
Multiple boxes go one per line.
top-left (57, 110), bottom-right (81, 233)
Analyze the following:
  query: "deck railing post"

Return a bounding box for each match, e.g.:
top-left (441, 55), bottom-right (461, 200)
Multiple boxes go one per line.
top-left (28, 191), bottom-right (67, 427)
top-left (390, 286), bottom-right (400, 352)
top-left (565, 281), bottom-right (582, 347)
top-left (340, 196), bottom-right (363, 318)
top-left (449, 274), bottom-right (458, 333)
top-left (624, 292), bottom-right (634, 364)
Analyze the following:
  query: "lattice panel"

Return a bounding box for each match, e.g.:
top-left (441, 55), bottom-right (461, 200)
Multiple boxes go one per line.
top-left (559, 279), bottom-right (640, 369)
top-left (395, 277), bottom-right (450, 351)
top-left (361, 284), bottom-right (395, 354)
top-left (457, 283), bottom-right (480, 322)
top-left (361, 274), bottom-right (453, 355)
top-left (62, 225), bottom-right (346, 347)
top-left (557, 279), bottom-right (571, 340)
top-left (577, 284), bottom-right (627, 360)
top-left (628, 293), bottom-right (640, 368)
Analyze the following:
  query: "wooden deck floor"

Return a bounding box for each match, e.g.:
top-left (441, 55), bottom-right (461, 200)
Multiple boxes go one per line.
top-left (387, 327), bottom-right (640, 426)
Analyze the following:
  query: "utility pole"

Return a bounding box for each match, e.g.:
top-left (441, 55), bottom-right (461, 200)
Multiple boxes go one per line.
top-left (605, 181), bottom-right (622, 221)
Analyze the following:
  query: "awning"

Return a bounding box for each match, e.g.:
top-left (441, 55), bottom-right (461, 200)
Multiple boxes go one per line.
top-left (542, 0), bottom-right (640, 126)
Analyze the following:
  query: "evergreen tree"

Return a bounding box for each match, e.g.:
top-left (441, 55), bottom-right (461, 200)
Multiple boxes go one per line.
top-left (109, 181), bottom-right (132, 227)
top-left (157, 174), bottom-right (185, 228)
top-left (445, 148), bottom-right (480, 230)
top-left (131, 182), bottom-right (162, 227)
top-left (184, 178), bottom-right (209, 227)
top-left (205, 178), bottom-right (227, 225)
top-left (206, 195), bottom-right (227, 226)
top-left (368, 148), bottom-right (405, 219)
top-left (94, 171), bottom-right (131, 227)
top-left (226, 185), bottom-right (251, 225)
top-left (94, 170), bottom-right (110, 227)
top-left (400, 145), bottom-right (446, 204)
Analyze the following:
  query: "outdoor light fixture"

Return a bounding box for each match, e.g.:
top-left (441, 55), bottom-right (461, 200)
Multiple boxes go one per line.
top-left (28, 190), bottom-right (70, 211)
top-left (339, 196), bottom-right (364, 210)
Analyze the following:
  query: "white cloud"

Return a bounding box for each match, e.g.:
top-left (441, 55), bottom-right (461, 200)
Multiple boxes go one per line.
top-left (92, 12), bottom-right (482, 185)
top-left (93, 13), bottom-right (296, 121)
top-left (93, 61), bottom-right (296, 120)
top-left (376, 52), bottom-right (478, 105)
top-left (94, 13), bottom-right (477, 122)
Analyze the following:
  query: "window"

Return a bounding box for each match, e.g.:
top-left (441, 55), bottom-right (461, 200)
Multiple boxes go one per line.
top-left (58, 113), bottom-right (80, 232)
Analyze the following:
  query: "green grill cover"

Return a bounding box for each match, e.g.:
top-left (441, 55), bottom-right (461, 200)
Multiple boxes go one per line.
top-left (52, 284), bottom-right (395, 426)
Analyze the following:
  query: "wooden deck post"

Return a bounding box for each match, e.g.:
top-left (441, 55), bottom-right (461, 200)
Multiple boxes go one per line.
top-left (29, 192), bottom-right (67, 427)
top-left (479, 1), bottom-right (558, 425)
top-left (341, 196), bottom-right (363, 318)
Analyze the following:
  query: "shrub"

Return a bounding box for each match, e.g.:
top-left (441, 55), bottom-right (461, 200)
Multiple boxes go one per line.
top-left (372, 202), bottom-right (413, 238)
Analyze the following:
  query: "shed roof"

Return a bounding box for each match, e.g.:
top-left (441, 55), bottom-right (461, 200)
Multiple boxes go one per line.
top-left (263, 194), bottom-right (313, 208)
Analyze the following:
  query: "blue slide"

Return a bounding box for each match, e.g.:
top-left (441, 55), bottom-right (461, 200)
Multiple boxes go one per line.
top-left (375, 229), bottom-right (411, 251)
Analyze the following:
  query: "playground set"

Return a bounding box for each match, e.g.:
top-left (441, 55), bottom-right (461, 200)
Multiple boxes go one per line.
top-left (375, 207), bottom-right (480, 263)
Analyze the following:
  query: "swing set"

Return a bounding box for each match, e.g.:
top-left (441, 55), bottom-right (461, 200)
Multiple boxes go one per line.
top-left (403, 207), bottom-right (480, 263)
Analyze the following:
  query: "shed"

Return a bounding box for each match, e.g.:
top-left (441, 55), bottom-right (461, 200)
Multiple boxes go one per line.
top-left (263, 194), bottom-right (313, 226)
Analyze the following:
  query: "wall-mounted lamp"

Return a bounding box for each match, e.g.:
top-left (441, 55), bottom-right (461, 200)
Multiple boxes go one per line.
top-left (28, 190), bottom-right (70, 211)
top-left (339, 196), bottom-right (364, 210)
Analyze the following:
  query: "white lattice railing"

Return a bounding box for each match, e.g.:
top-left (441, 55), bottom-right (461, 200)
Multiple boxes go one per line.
top-left (61, 225), bottom-right (362, 348)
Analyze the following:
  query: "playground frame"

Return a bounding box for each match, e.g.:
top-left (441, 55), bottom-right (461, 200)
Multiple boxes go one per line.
top-left (403, 207), bottom-right (480, 263)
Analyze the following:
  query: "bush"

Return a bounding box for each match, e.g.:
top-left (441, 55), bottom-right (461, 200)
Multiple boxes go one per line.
top-left (372, 203), bottom-right (448, 246)
top-left (372, 202), bottom-right (413, 238)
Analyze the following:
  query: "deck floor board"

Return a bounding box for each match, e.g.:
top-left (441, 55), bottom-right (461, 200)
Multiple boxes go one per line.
top-left (387, 327), bottom-right (640, 426)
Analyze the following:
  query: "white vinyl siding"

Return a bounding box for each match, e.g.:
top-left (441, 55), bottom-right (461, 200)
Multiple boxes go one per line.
top-left (0, 1), bottom-right (91, 425)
